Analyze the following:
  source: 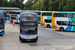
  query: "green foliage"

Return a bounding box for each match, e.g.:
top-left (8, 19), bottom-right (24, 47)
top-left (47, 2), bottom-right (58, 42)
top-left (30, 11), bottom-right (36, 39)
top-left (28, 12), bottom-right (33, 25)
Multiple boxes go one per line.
top-left (24, 0), bottom-right (38, 10)
top-left (0, 0), bottom-right (24, 9)
top-left (24, 0), bottom-right (75, 11)
top-left (63, 0), bottom-right (75, 11)
top-left (48, 0), bottom-right (59, 11)
top-left (0, 0), bottom-right (4, 6)
top-left (1, 0), bottom-right (75, 11)
top-left (31, 0), bottom-right (44, 10)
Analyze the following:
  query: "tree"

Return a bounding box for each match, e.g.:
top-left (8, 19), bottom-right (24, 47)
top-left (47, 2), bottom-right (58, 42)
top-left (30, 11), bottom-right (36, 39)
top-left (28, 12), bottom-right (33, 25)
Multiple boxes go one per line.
top-left (63, 0), bottom-right (75, 11)
top-left (43, 0), bottom-right (49, 11)
top-left (58, 0), bottom-right (67, 11)
top-left (48, 0), bottom-right (59, 11)
top-left (0, 0), bottom-right (4, 7)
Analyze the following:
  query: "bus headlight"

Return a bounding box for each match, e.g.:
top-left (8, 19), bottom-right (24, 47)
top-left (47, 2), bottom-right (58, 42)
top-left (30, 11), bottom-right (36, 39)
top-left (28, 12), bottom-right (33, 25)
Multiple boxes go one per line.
top-left (0, 30), bottom-right (4, 33)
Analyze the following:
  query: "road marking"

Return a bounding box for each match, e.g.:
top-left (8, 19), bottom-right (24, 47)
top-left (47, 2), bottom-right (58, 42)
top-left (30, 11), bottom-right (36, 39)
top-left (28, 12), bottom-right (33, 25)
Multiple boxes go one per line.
top-left (13, 41), bottom-right (16, 46)
top-left (5, 24), bottom-right (6, 26)
top-left (18, 27), bottom-right (20, 29)
top-left (38, 28), bottom-right (39, 30)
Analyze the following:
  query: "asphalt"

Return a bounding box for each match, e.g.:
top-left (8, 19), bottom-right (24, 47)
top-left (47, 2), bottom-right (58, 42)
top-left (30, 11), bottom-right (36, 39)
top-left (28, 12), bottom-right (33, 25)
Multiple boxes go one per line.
top-left (0, 21), bottom-right (75, 50)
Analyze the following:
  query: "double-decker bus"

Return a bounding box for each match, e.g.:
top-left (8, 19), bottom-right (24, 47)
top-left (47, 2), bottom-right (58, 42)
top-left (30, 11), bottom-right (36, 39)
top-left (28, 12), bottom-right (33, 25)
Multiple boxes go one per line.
top-left (27, 10), bottom-right (41, 24)
top-left (41, 11), bottom-right (54, 28)
top-left (19, 12), bottom-right (38, 42)
top-left (52, 12), bottom-right (75, 31)
top-left (10, 10), bottom-right (21, 23)
top-left (0, 10), bottom-right (5, 35)
top-left (5, 10), bottom-right (10, 20)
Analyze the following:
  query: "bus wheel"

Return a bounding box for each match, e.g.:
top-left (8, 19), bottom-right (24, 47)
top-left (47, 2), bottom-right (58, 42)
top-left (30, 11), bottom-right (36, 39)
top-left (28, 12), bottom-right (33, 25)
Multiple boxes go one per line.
top-left (60, 27), bottom-right (64, 31)
top-left (47, 24), bottom-right (50, 28)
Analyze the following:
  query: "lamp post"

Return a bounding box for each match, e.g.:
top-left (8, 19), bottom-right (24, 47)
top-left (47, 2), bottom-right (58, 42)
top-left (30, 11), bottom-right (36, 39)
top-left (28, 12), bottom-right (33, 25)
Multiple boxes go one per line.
top-left (39, 0), bottom-right (40, 11)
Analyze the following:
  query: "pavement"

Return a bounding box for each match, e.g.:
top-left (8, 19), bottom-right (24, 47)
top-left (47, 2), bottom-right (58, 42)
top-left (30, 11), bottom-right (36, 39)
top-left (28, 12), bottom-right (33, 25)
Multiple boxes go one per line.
top-left (0, 21), bottom-right (75, 50)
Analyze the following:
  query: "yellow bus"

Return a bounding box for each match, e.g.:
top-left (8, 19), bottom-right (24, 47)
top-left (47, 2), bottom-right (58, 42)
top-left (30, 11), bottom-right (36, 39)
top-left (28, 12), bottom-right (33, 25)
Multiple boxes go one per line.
top-left (40, 11), bottom-right (54, 28)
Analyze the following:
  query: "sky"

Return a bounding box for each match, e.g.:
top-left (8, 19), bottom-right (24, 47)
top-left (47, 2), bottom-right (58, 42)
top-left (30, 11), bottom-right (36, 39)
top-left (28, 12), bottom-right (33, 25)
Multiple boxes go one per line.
top-left (8, 0), bottom-right (28, 4)
top-left (23, 0), bottom-right (27, 4)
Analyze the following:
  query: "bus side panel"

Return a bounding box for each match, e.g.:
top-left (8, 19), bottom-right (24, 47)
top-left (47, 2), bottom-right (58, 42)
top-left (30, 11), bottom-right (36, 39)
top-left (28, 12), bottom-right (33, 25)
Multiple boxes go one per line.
top-left (41, 16), bottom-right (46, 27)
top-left (69, 18), bottom-right (75, 31)
top-left (37, 15), bottom-right (41, 24)
top-left (41, 12), bottom-right (46, 27)
top-left (64, 26), bottom-right (72, 31)
top-left (52, 13), bottom-right (59, 30)
top-left (72, 26), bottom-right (75, 31)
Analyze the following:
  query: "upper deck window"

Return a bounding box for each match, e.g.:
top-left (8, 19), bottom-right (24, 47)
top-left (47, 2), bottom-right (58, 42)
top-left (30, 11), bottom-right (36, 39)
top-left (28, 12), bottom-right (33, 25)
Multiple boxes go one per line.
top-left (35, 12), bottom-right (41, 15)
top-left (42, 13), bottom-right (52, 16)
top-left (53, 13), bottom-right (75, 17)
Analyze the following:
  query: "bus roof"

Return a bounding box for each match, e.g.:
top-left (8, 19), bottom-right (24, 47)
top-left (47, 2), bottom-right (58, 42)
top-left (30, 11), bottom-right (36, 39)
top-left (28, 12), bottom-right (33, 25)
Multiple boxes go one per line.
top-left (21, 12), bottom-right (37, 14)
top-left (0, 10), bottom-right (3, 13)
top-left (41, 11), bottom-right (55, 13)
top-left (29, 10), bottom-right (40, 12)
top-left (10, 10), bottom-right (21, 12)
top-left (56, 12), bottom-right (75, 13)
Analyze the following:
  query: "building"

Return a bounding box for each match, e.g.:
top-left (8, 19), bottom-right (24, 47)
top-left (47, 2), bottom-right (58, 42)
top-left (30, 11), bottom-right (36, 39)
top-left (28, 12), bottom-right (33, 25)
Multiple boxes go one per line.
top-left (0, 7), bottom-right (21, 10)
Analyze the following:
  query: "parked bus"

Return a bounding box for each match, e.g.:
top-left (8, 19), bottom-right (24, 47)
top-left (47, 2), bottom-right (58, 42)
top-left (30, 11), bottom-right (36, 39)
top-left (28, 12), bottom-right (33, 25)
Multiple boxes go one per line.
top-left (40, 11), bottom-right (54, 28)
top-left (27, 10), bottom-right (41, 24)
top-left (19, 12), bottom-right (38, 42)
top-left (0, 10), bottom-right (5, 35)
top-left (5, 10), bottom-right (10, 20)
top-left (52, 12), bottom-right (75, 31)
top-left (10, 10), bottom-right (21, 23)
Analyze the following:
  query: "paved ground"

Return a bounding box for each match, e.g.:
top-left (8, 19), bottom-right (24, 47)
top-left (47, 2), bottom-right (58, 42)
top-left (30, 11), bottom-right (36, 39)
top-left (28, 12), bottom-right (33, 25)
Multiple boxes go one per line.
top-left (0, 21), bottom-right (75, 50)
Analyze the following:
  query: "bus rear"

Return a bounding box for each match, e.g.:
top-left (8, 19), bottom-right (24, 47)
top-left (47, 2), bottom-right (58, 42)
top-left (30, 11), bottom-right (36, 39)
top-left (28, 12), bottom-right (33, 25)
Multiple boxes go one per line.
top-left (41, 11), bottom-right (53, 28)
top-left (19, 12), bottom-right (38, 42)
top-left (52, 12), bottom-right (75, 31)
top-left (0, 10), bottom-right (5, 35)
top-left (10, 11), bottom-right (20, 23)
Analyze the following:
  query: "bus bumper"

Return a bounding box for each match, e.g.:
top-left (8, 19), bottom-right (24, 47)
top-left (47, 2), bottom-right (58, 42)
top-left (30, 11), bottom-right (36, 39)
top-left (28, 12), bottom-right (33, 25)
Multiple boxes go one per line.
top-left (0, 31), bottom-right (4, 35)
top-left (19, 36), bottom-right (38, 41)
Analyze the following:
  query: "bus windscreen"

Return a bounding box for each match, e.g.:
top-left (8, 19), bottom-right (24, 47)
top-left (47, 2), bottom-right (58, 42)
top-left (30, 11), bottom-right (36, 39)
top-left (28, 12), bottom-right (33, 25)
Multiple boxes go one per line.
top-left (21, 14), bottom-right (37, 21)
top-left (0, 20), bottom-right (4, 29)
top-left (0, 13), bottom-right (3, 19)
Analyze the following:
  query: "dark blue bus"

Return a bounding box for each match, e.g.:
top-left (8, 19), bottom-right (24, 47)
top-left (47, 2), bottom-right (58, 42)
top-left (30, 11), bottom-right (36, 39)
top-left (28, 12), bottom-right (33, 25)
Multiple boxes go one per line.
top-left (0, 10), bottom-right (5, 35)
top-left (19, 12), bottom-right (38, 42)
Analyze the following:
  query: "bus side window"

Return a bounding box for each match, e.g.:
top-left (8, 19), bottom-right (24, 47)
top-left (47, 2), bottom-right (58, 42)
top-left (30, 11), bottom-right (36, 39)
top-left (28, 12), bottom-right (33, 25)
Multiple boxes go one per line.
top-left (66, 22), bottom-right (69, 25)
top-left (57, 21), bottom-right (66, 25)
top-left (54, 13), bottom-right (58, 17)
top-left (67, 13), bottom-right (72, 17)
top-left (57, 21), bottom-right (60, 25)
top-left (64, 13), bottom-right (67, 17)
top-left (45, 19), bottom-right (51, 23)
top-left (73, 14), bottom-right (75, 17)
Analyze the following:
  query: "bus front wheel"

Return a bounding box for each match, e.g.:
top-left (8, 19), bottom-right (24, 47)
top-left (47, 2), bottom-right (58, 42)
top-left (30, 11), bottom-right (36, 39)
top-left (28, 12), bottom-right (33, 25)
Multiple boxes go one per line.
top-left (47, 24), bottom-right (50, 28)
top-left (60, 27), bottom-right (64, 31)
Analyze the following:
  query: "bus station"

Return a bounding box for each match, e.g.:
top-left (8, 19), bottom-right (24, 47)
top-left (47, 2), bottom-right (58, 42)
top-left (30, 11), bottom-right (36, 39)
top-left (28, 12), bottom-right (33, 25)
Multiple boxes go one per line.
top-left (0, 0), bottom-right (75, 50)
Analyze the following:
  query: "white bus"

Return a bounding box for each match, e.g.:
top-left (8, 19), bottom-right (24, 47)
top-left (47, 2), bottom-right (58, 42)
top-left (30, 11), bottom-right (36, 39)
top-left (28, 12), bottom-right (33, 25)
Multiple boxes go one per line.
top-left (52, 12), bottom-right (75, 31)
top-left (41, 11), bottom-right (54, 28)
top-left (10, 10), bottom-right (21, 23)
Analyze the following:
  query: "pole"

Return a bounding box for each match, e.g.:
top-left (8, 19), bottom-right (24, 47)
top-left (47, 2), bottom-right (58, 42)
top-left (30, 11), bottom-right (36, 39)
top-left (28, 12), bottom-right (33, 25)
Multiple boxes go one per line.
top-left (39, 0), bottom-right (40, 11)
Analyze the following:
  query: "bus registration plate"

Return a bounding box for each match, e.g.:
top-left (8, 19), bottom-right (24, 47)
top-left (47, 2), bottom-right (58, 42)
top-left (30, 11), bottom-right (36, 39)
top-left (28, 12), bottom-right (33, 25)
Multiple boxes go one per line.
top-left (26, 35), bottom-right (31, 37)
